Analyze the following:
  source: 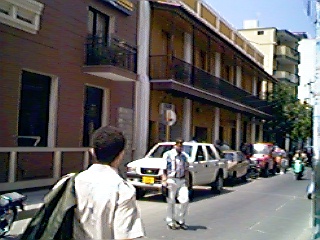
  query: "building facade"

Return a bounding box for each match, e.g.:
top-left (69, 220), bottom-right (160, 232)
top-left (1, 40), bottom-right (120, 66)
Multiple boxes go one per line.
top-left (134, 0), bottom-right (277, 159)
top-left (298, 38), bottom-right (316, 104)
top-left (0, 0), bottom-right (277, 191)
top-left (0, 0), bottom-right (138, 191)
top-left (238, 21), bottom-right (304, 97)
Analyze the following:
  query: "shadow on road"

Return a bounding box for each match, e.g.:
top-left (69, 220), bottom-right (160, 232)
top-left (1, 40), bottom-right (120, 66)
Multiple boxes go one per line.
top-left (185, 225), bottom-right (208, 231)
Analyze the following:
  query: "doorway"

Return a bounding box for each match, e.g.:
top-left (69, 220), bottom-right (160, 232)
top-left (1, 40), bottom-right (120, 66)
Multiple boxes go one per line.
top-left (82, 86), bottom-right (104, 147)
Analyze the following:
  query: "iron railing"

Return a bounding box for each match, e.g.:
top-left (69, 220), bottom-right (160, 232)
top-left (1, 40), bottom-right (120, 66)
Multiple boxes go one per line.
top-left (85, 35), bottom-right (137, 73)
top-left (149, 55), bottom-right (273, 114)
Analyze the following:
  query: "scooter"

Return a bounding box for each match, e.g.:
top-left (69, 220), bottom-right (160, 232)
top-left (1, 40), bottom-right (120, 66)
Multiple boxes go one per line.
top-left (307, 181), bottom-right (315, 199)
top-left (293, 158), bottom-right (304, 180)
top-left (0, 192), bottom-right (27, 237)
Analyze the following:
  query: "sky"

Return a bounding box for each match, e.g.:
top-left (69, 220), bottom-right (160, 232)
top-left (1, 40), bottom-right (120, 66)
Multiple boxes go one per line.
top-left (206, 0), bottom-right (316, 38)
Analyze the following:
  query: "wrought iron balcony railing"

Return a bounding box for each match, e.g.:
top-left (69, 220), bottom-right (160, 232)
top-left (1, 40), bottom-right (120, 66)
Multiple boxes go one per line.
top-left (85, 35), bottom-right (137, 73)
top-left (149, 55), bottom-right (273, 115)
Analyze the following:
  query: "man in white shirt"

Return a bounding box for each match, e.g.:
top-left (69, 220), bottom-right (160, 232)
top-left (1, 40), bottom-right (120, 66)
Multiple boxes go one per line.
top-left (162, 139), bottom-right (189, 230)
top-left (73, 126), bottom-right (145, 239)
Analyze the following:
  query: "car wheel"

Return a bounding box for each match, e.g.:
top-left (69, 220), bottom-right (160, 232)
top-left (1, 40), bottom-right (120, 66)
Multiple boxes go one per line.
top-left (211, 174), bottom-right (223, 194)
top-left (135, 188), bottom-right (146, 200)
top-left (241, 172), bottom-right (248, 182)
top-left (262, 165), bottom-right (269, 178)
top-left (271, 164), bottom-right (277, 176)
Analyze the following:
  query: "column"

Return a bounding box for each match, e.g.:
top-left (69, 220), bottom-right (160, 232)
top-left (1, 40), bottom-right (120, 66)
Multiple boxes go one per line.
top-left (213, 108), bottom-right (220, 143)
top-left (259, 122), bottom-right (264, 142)
top-left (213, 52), bottom-right (221, 142)
top-left (133, 1), bottom-right (151, 160)
top-left (215, 52), bottom-right (221, 78)
top-left (182, 32), bottom-right (193, 141)
top-left (251, 117), bottom-right (256, 143)
top-left (236, 113), bottom-right (241, 150)
top-left (236, 66), bottom-right (242, 88)
top-left (252, 76), bottom-right (257, 96)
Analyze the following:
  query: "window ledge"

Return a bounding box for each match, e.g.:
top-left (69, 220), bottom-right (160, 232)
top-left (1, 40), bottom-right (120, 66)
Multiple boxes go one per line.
top-left (0, 0), bottom-right (44, 34)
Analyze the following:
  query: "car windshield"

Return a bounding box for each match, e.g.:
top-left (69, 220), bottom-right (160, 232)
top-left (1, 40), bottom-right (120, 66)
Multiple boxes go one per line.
top-left (253, 144), bottom-right (270, 154)
top-left (149, 144), bottom-right (192, 158)
top-left (222, 153), bottom-right (234, 160)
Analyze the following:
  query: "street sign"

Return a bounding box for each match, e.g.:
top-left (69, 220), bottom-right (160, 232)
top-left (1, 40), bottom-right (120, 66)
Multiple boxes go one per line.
top-left (165, 109), bottom-right (177, 126)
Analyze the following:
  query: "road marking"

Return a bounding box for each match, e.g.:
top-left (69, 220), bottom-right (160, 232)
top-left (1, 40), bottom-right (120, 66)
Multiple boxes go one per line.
top-left (249, 221), bottom-right (260, 230)
top-left (276, 202), bottom-right (287, 211)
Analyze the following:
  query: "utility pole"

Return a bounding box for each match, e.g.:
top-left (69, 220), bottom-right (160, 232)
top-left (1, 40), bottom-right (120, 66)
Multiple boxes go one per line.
top-left (304, 0), bottom-right (320, 238)
top-left (314, 0), bottom-right (320, 162)
top-left (315, 1), bottom-right (320, 234)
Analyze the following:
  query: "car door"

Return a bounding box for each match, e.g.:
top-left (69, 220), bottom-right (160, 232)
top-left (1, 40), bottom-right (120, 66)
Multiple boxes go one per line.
top-left (204, 144), bottom-right (220, 183)
top-left (189, 145), bottom-right (208, 185)
top-left (236, 152), bottom-right (249, 177)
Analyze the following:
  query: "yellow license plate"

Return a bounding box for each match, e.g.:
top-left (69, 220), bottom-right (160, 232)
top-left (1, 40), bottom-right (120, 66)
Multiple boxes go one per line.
top-left (142, 176), bottom-right (155, 184)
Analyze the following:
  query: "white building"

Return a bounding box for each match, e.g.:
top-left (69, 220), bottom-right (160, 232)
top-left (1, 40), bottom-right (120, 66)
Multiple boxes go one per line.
top-left (298, 38), bottom-right (316, 104)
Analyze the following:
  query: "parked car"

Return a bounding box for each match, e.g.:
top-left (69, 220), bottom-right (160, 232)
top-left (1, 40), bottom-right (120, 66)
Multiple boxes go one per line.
top-left (221, 150), bottom-right (249, 182)
top-left (126, 141), bottom-right (228, 199)
top-left (250, 143), bottom-right (276, 177)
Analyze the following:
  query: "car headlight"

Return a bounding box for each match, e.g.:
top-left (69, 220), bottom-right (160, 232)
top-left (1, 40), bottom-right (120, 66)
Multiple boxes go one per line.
top-left (126, 166), bottom-right (137, 173)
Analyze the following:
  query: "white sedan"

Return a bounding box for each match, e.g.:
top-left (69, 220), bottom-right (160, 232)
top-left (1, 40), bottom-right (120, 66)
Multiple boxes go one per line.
top-left (221, 150), bottom-right (249, 181)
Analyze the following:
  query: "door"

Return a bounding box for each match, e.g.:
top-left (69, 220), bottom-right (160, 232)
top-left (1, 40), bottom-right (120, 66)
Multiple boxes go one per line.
top-left (82, 86), bottom-right (103, 147)
top-left (194, 126), bottom-right (208, 143)
top-left (204, 145), bottom-right (220, 183)
top-left (189, 145), bottom-right (208, 185)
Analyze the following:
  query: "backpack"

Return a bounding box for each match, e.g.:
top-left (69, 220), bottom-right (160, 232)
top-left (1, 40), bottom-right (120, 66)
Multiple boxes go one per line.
top-left (20, 173), bottom-right (77, 240)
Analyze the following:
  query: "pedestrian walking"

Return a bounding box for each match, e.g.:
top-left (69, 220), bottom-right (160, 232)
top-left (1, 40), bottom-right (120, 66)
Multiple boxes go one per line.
top-left (162, 139), bottom-right (190, 230)
top-left (73, 126), bottom-right (145, 239)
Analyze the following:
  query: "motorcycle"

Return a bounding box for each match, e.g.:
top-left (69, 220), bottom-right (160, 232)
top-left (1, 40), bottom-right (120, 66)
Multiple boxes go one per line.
top-left (247, 156), bottom-right (260, 179)
top-left (0, 192), bottom-right (27, 237)
top-left (293, 158), bottom-right (304, 180)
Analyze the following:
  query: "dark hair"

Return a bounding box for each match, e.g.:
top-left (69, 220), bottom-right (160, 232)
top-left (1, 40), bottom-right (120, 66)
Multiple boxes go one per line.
top-left (91, 126), bottom-right (126, 164)
top-left (175, 138), bottom-right (184, 146)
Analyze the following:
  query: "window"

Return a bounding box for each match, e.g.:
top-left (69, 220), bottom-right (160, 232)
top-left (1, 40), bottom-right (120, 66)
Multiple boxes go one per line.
top-left (18, 71), bottom-right (51, 146)
top-left (195, 146), bottom-right (205, 162)
top-left (257, 31), bottom-right (264, 35)
top-left (88, 7), bottom-right (110, 43)
top-left (206, 146), bottom-right (219, 159)
top-left (0, 0), bottom-right (44, 34)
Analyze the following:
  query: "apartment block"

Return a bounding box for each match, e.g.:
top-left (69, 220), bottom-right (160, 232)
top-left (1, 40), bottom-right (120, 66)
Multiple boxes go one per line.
top-left (0, 0), bottom-right (138, 191)
top-left (238, 20), bottom-right (306, 96)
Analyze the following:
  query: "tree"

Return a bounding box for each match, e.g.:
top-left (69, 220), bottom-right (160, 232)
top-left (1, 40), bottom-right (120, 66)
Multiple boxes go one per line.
top-left (264, 82), bottom-right (312, 148)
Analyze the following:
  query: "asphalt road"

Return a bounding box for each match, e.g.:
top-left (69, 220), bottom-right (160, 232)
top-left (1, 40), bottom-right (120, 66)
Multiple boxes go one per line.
top-left (4, 169), bottom-right (314, 240)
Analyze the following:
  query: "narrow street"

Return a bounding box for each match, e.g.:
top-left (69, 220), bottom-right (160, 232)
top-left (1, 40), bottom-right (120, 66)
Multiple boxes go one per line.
top-left (6, 169), bottom-right (313, 240)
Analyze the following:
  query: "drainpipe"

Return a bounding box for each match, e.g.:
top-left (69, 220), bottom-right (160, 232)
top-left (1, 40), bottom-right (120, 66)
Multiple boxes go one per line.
top-left (133, 0), bottom-right (151, 160)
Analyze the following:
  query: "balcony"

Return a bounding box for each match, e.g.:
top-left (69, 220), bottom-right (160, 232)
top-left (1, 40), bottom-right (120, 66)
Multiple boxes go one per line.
top-left (83, 35), bottom-right (137, 81)
top-left (149, 55), bottom-right (273, 119)
top-left (275, 45), bottom-right (300, 64)
top-left (274, 71), bottom-right (300, 85)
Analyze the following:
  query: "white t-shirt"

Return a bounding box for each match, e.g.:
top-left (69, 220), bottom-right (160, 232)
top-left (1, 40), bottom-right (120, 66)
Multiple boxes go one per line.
top-left (73, 164), bottom-right (145, 240)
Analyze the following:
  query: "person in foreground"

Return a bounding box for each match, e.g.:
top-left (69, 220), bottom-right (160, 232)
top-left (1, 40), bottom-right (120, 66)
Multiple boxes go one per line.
top-left (162, 139), bottom-right (190, 230)
top-left (73, 126), bottom-right (145, 239)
